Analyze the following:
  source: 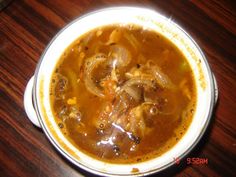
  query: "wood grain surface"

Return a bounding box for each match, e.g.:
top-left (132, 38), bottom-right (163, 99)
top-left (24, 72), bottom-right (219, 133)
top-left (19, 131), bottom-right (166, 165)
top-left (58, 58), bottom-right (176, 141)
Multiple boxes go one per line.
top-left (0, 0), bottom-right (235, 177)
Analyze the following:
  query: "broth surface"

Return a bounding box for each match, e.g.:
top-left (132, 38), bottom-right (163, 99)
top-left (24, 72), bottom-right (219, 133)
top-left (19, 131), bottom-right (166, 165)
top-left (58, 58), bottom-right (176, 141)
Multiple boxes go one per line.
top-left (50, 25), bottom-right (196, 163)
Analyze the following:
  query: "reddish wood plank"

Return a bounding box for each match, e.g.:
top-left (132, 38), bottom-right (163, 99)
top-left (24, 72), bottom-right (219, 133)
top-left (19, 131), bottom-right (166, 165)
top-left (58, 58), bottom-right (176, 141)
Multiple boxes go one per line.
top-left (0, 0), bottom-right (235, 176)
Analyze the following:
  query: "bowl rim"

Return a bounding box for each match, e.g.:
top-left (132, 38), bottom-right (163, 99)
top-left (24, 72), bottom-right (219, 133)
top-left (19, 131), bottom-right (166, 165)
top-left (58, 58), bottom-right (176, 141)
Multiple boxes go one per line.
top-left (32, 6), bottom-right (215, 176)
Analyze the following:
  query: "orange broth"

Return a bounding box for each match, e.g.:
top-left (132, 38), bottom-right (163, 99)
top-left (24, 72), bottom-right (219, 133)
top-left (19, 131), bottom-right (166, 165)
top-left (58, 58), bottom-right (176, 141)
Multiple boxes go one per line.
top-left (50, 25), bottom-right (196, 163)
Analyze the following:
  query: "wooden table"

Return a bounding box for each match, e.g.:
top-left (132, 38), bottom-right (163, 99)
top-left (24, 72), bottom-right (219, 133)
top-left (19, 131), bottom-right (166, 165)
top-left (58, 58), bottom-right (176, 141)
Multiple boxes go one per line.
top-left (0, 0), bottom-right (235, 176)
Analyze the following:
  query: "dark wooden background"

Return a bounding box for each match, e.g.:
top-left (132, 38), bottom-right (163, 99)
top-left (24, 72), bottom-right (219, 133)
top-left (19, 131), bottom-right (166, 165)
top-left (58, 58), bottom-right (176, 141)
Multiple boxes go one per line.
top-left (0, 0), bottom-right (235, 177)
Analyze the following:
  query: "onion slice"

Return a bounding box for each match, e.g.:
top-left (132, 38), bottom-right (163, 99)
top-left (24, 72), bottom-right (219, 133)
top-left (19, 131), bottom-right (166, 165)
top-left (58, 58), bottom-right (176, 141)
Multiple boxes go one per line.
top-left (109, 45), bottom-right (131, 67)
top-left (120, 77), bottom-right (156, 91)
top-left (105, 29), bottom-right (122, 45)
top-left (117, 77), bottom-right (156, 102)
top-left (150, 65), bottom-right (175, 89)
top-left (84, 53), bottom-right (107, 97)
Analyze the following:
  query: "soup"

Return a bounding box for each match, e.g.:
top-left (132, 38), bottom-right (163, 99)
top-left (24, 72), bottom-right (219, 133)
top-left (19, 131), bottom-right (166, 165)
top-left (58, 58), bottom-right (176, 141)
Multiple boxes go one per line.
top-left (50, 25), bottom-right (196, 163)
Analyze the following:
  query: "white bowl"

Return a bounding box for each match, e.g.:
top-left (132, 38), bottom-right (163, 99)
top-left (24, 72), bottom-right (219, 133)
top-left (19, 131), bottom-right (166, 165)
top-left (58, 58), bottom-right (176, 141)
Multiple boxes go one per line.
top-left (24, 7), bottom-right (218, 176)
